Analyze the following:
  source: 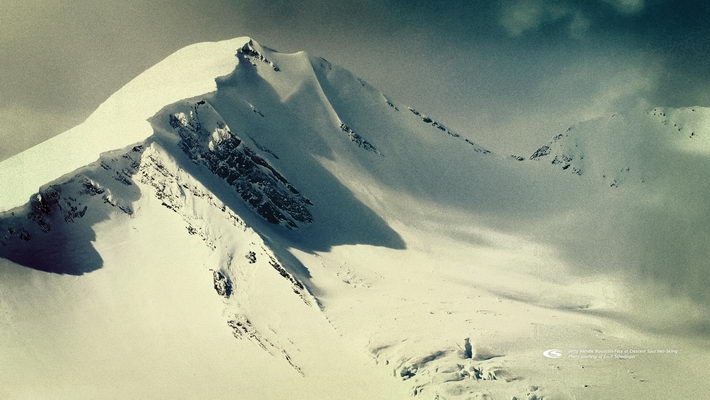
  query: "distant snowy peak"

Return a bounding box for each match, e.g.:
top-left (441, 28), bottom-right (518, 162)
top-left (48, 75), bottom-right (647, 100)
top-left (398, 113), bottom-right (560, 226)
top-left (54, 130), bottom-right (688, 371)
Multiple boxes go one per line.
top-left (528, 126), bottom-right (585, 176)
top-left (526, 106), bottom-right (710, 188)
top-left (647, 106), bottom-right (710, 143)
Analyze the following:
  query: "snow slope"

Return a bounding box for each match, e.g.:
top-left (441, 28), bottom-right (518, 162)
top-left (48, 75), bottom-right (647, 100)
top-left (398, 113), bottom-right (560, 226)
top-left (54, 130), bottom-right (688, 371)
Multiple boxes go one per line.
top-left (0, 37), bottom-right (249, 212)
top-left (1, 37), bottom-right (709, 399)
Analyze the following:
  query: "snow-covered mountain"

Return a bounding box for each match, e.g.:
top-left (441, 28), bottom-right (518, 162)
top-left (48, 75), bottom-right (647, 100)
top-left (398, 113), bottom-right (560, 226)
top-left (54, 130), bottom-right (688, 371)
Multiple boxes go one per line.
top-left (527, 106), bottom-right (710, 187)
top-left (1, 37), bottom-right (708, 399)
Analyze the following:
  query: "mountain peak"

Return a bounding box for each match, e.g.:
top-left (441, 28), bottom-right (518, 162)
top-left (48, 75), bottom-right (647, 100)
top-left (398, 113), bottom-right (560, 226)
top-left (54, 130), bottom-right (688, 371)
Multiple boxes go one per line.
top-left (236, 38), bottom-right (280, 71)
top-left (0, 37), bottom-right (250, 211)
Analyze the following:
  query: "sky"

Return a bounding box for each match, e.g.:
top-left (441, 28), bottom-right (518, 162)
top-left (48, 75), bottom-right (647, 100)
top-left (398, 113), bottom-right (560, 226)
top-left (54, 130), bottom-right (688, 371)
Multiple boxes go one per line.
top-left (1, 0), bottom-right (709, 160)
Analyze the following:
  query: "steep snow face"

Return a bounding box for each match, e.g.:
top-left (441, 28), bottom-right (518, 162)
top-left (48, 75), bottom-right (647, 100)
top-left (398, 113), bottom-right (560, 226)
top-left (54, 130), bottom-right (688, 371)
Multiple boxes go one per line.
top-left (0, 37), bottom-right (252, 212)
top-left (1, 38), bottom-right (710, 400)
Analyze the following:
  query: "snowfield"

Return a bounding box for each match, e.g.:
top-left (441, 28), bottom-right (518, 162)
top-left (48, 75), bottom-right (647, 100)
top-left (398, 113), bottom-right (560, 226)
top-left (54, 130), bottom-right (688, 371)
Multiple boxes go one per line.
top-left (1, 37), bottom-right (709, 399)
